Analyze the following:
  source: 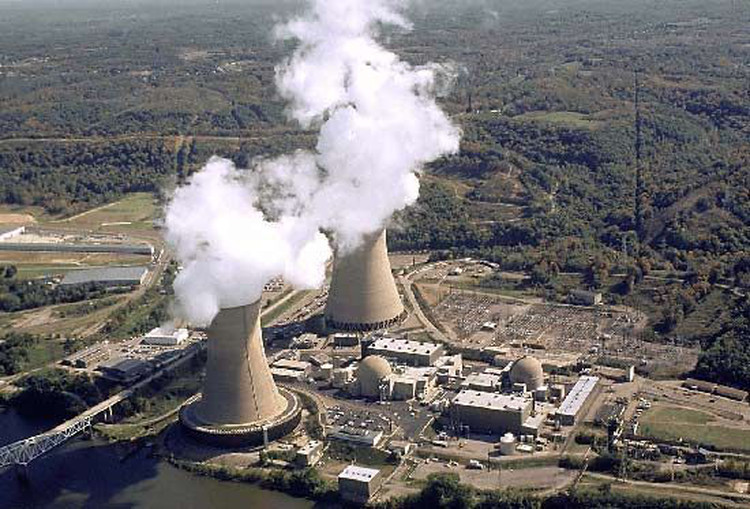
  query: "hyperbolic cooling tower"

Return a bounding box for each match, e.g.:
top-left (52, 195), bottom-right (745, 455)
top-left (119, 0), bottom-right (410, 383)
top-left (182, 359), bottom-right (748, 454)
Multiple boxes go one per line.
top-left (180, 300), bottom-right (301, 447)
top-left (325, 229), bottom-right (405, 331)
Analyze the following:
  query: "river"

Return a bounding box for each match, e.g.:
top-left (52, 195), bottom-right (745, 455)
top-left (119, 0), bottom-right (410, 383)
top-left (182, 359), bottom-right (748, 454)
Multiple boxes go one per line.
top-left (0, 409), bottom-right (314, 509)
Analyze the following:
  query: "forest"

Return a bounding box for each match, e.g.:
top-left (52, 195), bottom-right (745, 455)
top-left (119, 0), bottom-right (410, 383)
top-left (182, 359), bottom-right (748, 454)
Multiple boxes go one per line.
top-left (0, 0), bottom-right (747, 388)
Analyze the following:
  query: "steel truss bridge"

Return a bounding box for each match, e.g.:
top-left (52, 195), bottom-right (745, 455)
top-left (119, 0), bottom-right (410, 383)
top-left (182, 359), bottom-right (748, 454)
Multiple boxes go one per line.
top-left (0, 415), bottom-right (94, 469)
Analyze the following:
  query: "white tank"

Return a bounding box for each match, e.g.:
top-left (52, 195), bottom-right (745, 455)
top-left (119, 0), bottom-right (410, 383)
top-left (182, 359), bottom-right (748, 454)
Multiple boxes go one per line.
top-left (499, 433), bottom-right (516, 456)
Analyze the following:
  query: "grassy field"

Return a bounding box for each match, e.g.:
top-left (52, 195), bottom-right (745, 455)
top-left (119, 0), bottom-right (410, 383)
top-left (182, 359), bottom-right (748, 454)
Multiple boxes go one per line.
top-left (640, 404), bottom-right (750, 453)
top-left (513, 111), bottom-right (602, 129)
top-left (56, 192), bottom-right (159, 233)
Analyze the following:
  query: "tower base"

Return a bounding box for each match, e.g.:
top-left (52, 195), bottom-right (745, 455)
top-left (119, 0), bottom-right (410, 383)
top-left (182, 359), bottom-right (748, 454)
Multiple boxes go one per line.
top-left (179, 387), bottom-right (302, 448)
top-left (325, 310), bottom-right (407, 332)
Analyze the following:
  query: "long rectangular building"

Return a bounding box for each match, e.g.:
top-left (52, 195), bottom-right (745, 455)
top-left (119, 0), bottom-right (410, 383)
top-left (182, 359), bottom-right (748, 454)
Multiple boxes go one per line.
top-left (557, 376), bottom-right (599, 425)
top-left (367, 337), bottom-right (444, 366)
top-left (61, 266), bottom-right (149, 287)
top-left (451, 390), bottom-right (532, 434)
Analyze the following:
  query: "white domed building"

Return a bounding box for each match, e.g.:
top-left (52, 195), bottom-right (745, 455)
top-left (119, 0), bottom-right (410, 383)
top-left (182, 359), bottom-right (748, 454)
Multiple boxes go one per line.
top-left (357, 355), bottom-right (392, 399)
top-left (509, 356), bottom-right (544, 391)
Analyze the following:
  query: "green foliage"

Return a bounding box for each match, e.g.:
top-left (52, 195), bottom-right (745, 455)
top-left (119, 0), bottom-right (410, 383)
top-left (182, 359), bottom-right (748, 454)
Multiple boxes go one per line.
top-left (694, 296), bottom-right (750, 390)
top-left (11, 368), bottom-right (104, 421)
top-left (0, 270), bottom-right (112, 312)
top-left (0, 332), bottom-right (38, 376)
top-left (0, 141), bottom-right (175, 214)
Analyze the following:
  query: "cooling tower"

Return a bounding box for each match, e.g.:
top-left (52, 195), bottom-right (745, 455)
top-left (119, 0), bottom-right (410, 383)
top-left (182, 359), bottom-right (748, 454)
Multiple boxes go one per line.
top-left (180, 301), bottom-right (301, 447)
top-left (325, 229), bottom-right (405, 331)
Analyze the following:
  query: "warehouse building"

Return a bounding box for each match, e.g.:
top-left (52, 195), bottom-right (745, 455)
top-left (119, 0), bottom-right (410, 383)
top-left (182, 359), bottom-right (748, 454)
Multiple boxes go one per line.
top-left (143, 327), bottom-right (188, 346)
top-left (451, 390), bottom-right (533, 435)
top-left (98, 358), bottom-right (152, 384)
top-left (557, 376), bottom-right (600, 425)
top-left (462, 372), bottom-right (502, 392)
top-left (271, 358), bottom-right (312, 383)
top-left (338, 465), bottom-right (383, 504)
top-left (295, 440), bottom-right (324, 467)
top-left (0, 225), bottom-right (25, 242)
top-left (61, 266), bottom-right (149, 287)
top-left (568, 290), bottom-right (603, 306)
top-left (366, 337), bottom-right (444, 366)
top-left (329, 426), bottom-right (384, 448)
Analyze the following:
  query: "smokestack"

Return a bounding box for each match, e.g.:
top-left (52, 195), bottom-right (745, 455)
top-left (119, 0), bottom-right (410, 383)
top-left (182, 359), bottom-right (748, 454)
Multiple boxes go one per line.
top-left (181, 300), bottom-right (301, 447)
top-left (325, 229), bottom-right (405, 331)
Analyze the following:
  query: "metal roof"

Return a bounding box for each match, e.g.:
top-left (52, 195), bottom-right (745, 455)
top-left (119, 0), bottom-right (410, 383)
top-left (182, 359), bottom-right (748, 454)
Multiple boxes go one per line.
top-left (370, 337), bottom-right (441, 355)
top-left (453, 390), bottom-right (530, 412)
top-left (0, 225), bottom-right (25, 237)
top-left (61, 266), bottom-right (148, 285)
top-left (339, 465), bottom-right (380, 482)
top-left (558, 376), bottom-right (599, 417)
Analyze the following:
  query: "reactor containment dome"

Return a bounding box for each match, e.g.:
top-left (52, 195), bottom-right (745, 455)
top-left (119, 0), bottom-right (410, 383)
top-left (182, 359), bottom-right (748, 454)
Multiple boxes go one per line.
top-left (509, 356), bottom-right (544, 391)
top-left (358, 355), bottom-right (393, 399)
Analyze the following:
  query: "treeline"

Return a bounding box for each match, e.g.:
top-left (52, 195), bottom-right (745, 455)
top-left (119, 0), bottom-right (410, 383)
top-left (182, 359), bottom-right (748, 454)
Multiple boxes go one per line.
top-left (374, 473), bottom-right (719, 509)
top-left (0, 333), bottom-right (38, 376)
top-left (0, 266), bottom-right (113, 312)
top-left (0, 140), bottom-right (174, 215)
top-left (694, 296), bottom-right (750, 390)
top-left (11, 369), bottom-right (105, 421)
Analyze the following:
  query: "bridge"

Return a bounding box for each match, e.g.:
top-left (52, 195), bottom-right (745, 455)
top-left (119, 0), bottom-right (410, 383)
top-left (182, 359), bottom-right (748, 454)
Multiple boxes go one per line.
top-left (0, 415), bottom-right (94, 471)
top-left (0, 341), bottom-right (205, 474)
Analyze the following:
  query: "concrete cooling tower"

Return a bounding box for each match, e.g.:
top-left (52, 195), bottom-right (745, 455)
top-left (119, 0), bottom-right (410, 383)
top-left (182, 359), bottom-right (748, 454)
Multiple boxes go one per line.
top-left (180, 301), bottom-right (301, 447)
top-left (325, 229), bottom-right (405, 331)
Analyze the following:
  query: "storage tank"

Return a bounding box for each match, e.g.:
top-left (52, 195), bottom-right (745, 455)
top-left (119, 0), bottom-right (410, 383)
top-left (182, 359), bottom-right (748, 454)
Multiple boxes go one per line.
top-left (499, 433), bottom-right (516, 456)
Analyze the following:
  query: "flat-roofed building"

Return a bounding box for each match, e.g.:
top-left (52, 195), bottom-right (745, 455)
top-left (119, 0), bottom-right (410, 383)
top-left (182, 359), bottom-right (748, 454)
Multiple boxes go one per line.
top-left (452, 390), bottom-right (532, 435)
top-left (462, 372), bottom-right (501, 392)
top-left (0, 225), bottom-right (25, 242)
top-left (568, 290), bottom-right (603, 306)
top-left (367, 337), bottom-right (444, 366)
top-left (295, 440), bottom-right (324, 467)
top-left (333, 333), bottom-right (360, 347)
top-left (143, 327), bottom-right (189, 346)
top-left (271, 367), bottom-right (307, 383)
top-left (329, 426), bottom-right (383, 448)
top-left (338, 465), bottom-right (383, 504)
top-left (98, 358), bottom-right (152, 384)
top-left (61, 266), bottom-right (148, 287)
top-left (273, 358), bottom-right (312, 375)
top-left (557, 376), bottom-right (600, 425)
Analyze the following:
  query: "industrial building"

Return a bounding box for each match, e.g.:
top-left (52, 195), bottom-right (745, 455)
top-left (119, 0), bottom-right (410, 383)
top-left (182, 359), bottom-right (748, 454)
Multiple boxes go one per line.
top-left (354, 353), bottom-right (446, 401)
top-left (143, 327), bottom-right (188, 346)
top-left (180, 301), bottom-right (302, 447)
top-left (0, 225), bottom-right (25, 242)
top-left (98, 358), bottom-right (152, 384)
top-left (557, 376), bottom-right (600, 425)
top-left (61, 266), bottom-right (149, 287)
top-left (271, 358), bottom-right (312, 383)
top-left (338, 465), bottom-right (383, 504)
top-left (295, 440), bottom-right (324, 467)
top-left (0, 241), bottom-right (154, 256)
top-left (62, 344), bottom-right (110, 368)
top-left (366, 336), bottom-right (444, 366)
top-left (568, 290), bottom-right (603, 306)
top-left (462, 372), bottom-right (502, 392)
top-left (325, 229), bottom-right (405, 331)
top-left (329, 426), bottom-right (384, 448)
top-left (451, 390), bottom-right (534, 435)
top-left (390, 365), bottom-right (437, 400)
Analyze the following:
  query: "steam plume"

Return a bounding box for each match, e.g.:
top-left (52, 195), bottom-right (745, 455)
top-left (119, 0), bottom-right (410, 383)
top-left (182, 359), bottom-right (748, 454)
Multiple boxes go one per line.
top-left (166, 0), bottom-right (460, 326)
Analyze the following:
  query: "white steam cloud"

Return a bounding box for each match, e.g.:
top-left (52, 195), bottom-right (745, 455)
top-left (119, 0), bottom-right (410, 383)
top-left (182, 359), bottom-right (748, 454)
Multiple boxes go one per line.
top-left (165, 0), bottom-right (461, 326)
